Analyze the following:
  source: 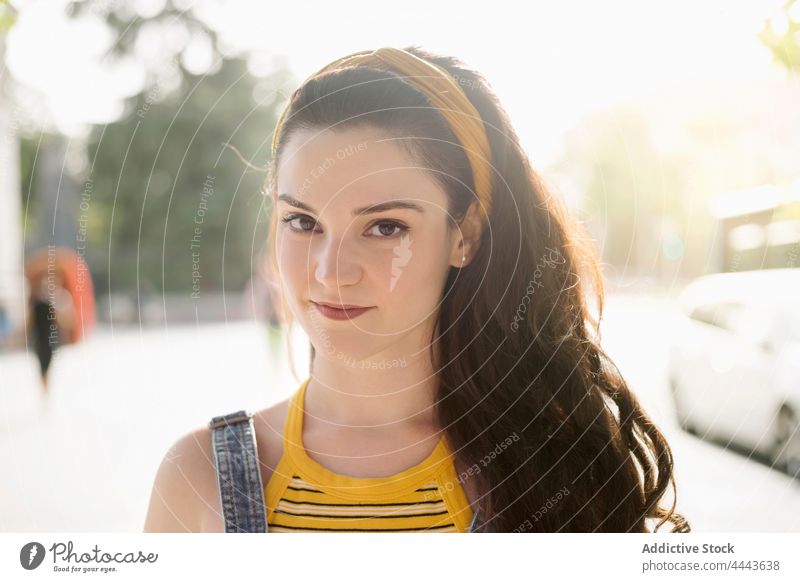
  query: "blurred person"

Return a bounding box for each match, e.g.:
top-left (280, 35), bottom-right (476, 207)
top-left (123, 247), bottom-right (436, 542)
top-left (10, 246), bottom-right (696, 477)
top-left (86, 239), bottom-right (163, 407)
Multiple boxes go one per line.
top-left (27, 271), bottom-right (74, 392)
top-left (145, 46), bottom-right (690, 534)
top-left (242, 254), bottom-right (283, 329)
top-left (0, 304), bottom-right (10, 350)
top-left (242, 256), bottom-right (284, 368)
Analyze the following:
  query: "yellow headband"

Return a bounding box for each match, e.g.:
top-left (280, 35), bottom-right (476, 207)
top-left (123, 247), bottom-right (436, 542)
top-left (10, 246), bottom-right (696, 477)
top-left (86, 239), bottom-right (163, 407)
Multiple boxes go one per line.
top-left (270, 47), bottom-right (493, 224)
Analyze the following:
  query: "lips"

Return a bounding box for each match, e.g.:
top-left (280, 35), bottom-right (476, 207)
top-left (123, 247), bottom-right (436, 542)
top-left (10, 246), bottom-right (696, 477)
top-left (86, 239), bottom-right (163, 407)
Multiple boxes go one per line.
top-left (310, 301), bottom-right (374, 321)
top-left (313, 301), bottom-right (368, 310)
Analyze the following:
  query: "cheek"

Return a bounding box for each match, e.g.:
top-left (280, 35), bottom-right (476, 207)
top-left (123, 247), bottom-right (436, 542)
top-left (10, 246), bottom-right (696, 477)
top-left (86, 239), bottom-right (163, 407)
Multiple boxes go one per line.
top-left (383, 239), bottom-right (450, 314)
top-left (276, 239), bottom-right (311, 295)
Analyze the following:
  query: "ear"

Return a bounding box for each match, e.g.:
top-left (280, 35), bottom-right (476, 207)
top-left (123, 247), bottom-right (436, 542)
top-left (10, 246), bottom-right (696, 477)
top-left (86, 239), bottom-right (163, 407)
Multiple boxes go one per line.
top-left (450, 201), bottom-right (484, 268)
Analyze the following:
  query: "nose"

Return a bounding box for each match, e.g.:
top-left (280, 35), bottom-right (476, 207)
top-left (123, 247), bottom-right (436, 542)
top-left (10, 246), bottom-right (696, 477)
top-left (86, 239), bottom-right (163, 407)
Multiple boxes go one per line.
top-left (313, 236), bottom-right (362, 290)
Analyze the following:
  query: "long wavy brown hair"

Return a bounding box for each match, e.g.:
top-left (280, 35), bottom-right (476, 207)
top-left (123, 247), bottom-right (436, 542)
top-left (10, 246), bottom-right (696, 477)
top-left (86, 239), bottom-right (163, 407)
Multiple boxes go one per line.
top-left (262, 46), bottom-right (691, 533)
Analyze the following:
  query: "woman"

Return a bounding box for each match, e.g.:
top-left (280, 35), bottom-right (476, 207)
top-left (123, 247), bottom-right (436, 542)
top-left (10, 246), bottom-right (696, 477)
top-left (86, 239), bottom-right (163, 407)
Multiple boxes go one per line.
top-left (29, 276), bottom-right (57, 391)
top-left (28, 272), bottom-right (74, 392)
top-left (144, 46), bottom-right (690, 533)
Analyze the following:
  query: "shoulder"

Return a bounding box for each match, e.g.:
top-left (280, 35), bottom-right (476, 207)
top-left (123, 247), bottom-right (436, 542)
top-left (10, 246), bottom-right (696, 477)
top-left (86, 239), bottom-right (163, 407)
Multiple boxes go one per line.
top-left (142, 397), bottom-right (291, 533)
top-left (143, 425), bottom-right (219, 532)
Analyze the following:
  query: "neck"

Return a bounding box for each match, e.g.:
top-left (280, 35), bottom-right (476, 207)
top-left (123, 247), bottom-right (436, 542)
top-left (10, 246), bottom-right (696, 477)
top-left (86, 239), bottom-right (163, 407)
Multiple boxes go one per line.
top-left (303, 350), bottom-right (440, 433)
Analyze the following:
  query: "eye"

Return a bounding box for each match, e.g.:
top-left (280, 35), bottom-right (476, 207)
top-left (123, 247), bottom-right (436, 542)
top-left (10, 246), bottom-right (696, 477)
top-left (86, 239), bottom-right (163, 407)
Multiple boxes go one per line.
top-left (280, 213), bottom-right (409, 239)
top-left (366, 220), bottom-right (409, 239)
top-left (281, 213), bottom-right (320, 234)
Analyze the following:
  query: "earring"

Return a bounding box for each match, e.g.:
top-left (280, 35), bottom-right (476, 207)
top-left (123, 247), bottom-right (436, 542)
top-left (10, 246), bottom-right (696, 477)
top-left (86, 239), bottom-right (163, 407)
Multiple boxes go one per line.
top-left (461, 256), bottom-right (466, 263)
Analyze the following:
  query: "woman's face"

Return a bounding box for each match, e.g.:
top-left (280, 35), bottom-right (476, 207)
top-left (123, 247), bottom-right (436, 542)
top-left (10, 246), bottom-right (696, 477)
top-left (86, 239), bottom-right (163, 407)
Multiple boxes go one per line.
top-left (275, 126), bottom-right (462, 364)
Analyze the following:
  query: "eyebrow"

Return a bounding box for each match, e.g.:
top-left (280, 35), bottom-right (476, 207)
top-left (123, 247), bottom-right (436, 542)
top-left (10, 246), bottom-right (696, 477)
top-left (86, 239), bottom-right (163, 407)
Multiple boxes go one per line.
top-left (277, 194), bottom-right (425, 216)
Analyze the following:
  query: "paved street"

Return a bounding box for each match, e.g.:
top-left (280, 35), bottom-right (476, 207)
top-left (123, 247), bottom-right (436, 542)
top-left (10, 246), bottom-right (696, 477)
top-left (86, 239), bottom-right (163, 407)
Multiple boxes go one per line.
top-left (602, 293), bottom-right (800, 532)
top-left (0, 293), bottom-right (798, 532)
top-left (0, 320), bottom-right (307, 532)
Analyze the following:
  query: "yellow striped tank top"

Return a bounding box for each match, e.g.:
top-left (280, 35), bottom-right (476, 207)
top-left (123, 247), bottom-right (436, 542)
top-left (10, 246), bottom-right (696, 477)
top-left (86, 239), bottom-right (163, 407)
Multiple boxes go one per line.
top-left (264, 378), bottom-right (474, 532)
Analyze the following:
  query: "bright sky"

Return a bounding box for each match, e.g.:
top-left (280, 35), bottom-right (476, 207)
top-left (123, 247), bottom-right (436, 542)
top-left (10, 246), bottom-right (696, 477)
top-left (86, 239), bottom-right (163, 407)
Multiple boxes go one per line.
top-left (4, 0), bottom-right (789, 166)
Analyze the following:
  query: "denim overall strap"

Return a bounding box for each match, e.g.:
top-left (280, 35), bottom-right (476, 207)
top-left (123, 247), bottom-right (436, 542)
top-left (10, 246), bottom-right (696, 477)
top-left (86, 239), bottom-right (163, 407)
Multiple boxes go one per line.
top-left (209, 410), bottom-right (268, 533)
top-left (467, 507), bottom-right (481, 533)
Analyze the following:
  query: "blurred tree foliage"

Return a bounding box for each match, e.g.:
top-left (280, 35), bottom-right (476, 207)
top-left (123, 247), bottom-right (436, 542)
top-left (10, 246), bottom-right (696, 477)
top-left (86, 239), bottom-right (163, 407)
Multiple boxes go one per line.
top-left (552, 3), bottom-right (800, 281)
top-left (551, 106), bottom-right (695, 279)
top-left (23, 0), bottom-right (292, 296)
top-left (759, 0), bottom-right (800, 71)
top-left (83, 56), bottom-right (286, 296)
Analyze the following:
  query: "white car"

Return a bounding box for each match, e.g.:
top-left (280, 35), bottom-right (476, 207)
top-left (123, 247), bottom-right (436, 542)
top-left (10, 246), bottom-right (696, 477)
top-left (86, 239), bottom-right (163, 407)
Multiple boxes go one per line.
top-left (668, 268), bottom-right (800, 478)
